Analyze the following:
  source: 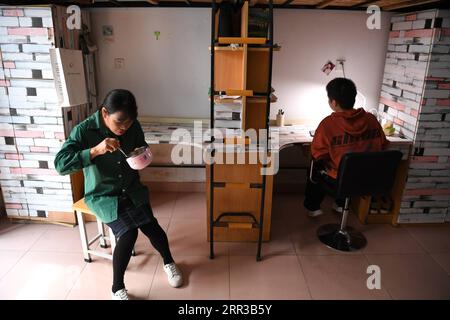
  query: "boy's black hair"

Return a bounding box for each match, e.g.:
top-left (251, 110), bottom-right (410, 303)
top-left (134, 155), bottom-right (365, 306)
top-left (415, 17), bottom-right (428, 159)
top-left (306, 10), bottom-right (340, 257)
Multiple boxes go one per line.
top-left (326, 78), bottom-right (357, 110)
top-left (102, 89), bottom-right (138, 120)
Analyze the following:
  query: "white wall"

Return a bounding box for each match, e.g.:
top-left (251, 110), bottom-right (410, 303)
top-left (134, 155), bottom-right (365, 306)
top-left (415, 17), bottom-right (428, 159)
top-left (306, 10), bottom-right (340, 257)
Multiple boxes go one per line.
top-left (273, 9), bottom-right (392, 125)
top-left (90, 8), bottom-right (211, 118)
top-left (90, 8), bottom-right (392, 125)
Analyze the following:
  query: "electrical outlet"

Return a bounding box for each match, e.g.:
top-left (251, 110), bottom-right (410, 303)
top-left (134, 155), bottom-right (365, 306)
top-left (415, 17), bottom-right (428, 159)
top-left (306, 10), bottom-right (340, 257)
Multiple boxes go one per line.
top-left (114, 58), bottom-right (124, 69)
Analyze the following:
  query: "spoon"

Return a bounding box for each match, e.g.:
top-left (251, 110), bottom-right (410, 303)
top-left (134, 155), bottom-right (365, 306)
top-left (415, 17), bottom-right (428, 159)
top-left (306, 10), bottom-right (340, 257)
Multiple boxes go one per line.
top-left (117, 147), bottom-right (128, 158)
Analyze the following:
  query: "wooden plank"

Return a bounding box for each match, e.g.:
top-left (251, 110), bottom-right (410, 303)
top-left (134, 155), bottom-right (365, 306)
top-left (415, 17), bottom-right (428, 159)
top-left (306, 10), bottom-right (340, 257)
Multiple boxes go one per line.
top-left (352, 195), bottom-right (373, 224)
top-left (281, 0), bottom-right (296, 7)
top-left (383, 0), bottom-right (440, 11)
top-left (225, 89), bottom-right (253, 96)
top-left (245, 99), bottom-right (268, 132)
top-left (206, 166), bottom-right (273, 242)
top-left (70, 170), bottom-right (84, 203)
top-left (218, 37), bottom-right (267, 44)
top-left (247, 50), bottom-right (270, 93)
top-left (241, 1), bottom-right (249, 38)
top-left (211, 46), bottom-right (281, 52)
top-left (225, 183), bottom-right (251, 189)
top-left (228, 222), bottom-right (253, 229)
top-left (242, 2), bottom-right (248, 133)
top-left (390, 146), bottom-right (412, 226)
top-left (7, 215), bottom-right (76, 227)
top-left (241, 94), bottom-right (247, 133)
top-left (213, 161), bottom-right (263, 184)
top-left (73, 198), bottom-right (93, 214)
top-left (316, 0), bottom-right (338, 8)
top-left (47, 211), bottom-right (77, 224)
top-left (215, 7), bottom-right (219, 41)
top-left (214, 50), bottom-right (245, 91)
top-left (224, 136), bottom-right (251, 144)
top-left (351, 0), bottom-right (381, 8)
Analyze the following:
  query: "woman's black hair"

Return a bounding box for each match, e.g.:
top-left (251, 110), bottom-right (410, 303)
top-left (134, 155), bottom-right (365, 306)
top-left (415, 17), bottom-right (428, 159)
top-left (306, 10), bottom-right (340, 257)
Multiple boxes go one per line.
top-left (101, 89), bottom-right (138, 120)
top-left (326, 78), bottom-right (357, 110)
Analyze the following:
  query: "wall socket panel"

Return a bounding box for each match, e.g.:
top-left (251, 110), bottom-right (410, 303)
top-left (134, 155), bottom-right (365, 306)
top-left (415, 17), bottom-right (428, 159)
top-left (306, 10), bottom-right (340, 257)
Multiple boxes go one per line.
top-left (115, 58), bottom-right (125, 69)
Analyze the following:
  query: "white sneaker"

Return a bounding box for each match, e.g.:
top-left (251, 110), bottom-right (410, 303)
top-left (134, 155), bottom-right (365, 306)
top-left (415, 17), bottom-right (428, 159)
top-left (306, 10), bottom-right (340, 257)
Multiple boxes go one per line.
top-left (332, 203), bottom-right (344, 213)
top-left (163, 262), bottom-right (183, 288)
top-left (111, 288), bottom-right (129, 300)
top-left (307, 209), bottom-right (324, 217)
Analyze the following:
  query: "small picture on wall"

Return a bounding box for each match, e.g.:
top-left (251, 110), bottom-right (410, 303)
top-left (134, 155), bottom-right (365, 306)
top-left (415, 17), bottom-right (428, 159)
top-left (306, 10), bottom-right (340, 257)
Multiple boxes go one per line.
top-left (321, 60), bottom-right (335, 76)
top-left (102, 25), bottom-right (114, 37)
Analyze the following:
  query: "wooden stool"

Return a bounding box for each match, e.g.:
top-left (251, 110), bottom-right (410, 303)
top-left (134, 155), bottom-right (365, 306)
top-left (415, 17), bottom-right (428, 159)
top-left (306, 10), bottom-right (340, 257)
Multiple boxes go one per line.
top-left (73, 198), bottom-right (117, 262)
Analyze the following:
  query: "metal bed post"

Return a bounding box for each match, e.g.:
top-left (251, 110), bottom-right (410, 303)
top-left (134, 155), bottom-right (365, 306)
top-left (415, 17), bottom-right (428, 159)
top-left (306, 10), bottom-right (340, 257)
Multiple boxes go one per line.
top-left (256, 0), bottom-right (274, 261)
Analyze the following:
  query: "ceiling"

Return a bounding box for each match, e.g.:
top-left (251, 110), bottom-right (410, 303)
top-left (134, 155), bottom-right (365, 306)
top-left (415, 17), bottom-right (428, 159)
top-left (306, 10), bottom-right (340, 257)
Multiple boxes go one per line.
top-left (2, 0), bottom-right (449, 11)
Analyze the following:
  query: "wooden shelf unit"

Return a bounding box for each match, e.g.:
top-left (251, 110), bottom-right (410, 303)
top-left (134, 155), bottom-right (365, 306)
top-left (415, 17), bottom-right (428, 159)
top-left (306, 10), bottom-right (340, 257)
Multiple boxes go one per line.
top-left (208, 0), bottom-right (277, 250)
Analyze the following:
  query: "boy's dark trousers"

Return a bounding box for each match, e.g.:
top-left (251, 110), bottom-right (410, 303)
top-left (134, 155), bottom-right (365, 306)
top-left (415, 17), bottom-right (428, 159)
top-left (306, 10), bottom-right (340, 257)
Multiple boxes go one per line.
top-left (303, 166), bottom-right (345, 211)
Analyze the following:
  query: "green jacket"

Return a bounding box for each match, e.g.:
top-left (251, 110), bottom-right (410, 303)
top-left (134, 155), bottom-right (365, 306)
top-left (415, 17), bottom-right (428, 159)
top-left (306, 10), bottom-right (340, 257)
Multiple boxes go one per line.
top-left (54, 110), bottom-right (149, 223)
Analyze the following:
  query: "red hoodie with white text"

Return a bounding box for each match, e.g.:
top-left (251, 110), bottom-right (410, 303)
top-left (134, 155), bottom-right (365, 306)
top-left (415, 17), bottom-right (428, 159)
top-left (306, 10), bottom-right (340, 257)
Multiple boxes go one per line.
top-left (311, 108), bottom-right (389, 179)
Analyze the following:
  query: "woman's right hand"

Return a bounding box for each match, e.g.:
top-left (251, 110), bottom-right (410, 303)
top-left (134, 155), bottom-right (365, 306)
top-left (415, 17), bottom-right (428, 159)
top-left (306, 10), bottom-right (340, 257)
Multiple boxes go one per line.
top-left (90, 138), bottom-right (120, 160)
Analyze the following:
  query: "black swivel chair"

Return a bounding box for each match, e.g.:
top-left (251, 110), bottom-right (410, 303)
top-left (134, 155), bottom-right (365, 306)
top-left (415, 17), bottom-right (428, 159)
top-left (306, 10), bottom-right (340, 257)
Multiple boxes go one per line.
top-left (310, 150), bottom-right (403, 252)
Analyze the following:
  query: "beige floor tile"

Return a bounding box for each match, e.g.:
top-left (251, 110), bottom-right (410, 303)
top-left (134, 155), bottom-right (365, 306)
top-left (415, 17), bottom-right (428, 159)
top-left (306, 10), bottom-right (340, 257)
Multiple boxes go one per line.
top-left (149, 192), bottom-right (177, 219)
top-left (149, 255), bottom-right (229, 300)
top-left (167, 219), bottom-right (228, 257)
top-left (431, 253), bottom-right (450, 276)
top-left (360, 225), bottom-right (425, 254)
top-left (299, 255), bottom-right (391, 300)
top-left (230, 255), bottom-right (311, 300)
top-left (0, 223), bottom-right (50, 251)
top-left (0, 251), bottom-right (86, 300)
top-left (365, 253), bottom-right (450, 300)
top-left (67, 254), bottom-right (159, 300)
top-left (405, 225), bottom-right (450, 253)
top-left (172, 192), bottom-right (206, 220)
top-left (0, 250), bottom-right (26, 280)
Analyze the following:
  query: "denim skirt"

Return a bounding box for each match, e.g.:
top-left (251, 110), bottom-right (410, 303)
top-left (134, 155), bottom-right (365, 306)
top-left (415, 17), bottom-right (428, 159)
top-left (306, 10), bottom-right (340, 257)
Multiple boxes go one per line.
top-left (106, 195), bottom-right (154, 238)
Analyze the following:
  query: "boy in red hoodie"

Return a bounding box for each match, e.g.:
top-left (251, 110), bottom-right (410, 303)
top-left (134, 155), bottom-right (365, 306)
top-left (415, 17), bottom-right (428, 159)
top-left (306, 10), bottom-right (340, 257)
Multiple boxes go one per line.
top-left (304, 78), bottom-right (389, 217)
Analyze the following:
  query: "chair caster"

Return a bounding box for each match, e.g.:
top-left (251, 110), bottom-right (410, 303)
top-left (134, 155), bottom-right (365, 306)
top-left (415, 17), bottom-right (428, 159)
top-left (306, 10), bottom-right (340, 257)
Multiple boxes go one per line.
top-left (84, 258), bottom-right (92, 263)
top-left (131, 250), bottom-right (136, 256)
top-left (100, 244), bottom-right (108, 249)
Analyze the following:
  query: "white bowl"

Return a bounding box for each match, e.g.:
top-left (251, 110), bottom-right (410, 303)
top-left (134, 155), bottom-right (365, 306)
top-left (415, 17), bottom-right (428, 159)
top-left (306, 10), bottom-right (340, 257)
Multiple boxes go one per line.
top-left (126, 146), bottom-right (153, 170)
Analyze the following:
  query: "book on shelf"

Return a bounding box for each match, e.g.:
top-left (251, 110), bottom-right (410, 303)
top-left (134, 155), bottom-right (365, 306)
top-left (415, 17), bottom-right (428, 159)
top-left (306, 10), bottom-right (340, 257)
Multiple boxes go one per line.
top-left (214, 111), bottom-right (241, 121)
top-left (212, 95), bottom-right (242, 130)
top-left (214, 103), bottom-right (242, 112)
top-left (214, 119), bottom-right (242, 129)
top-left (248, 8), bottom-right (269, 38)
